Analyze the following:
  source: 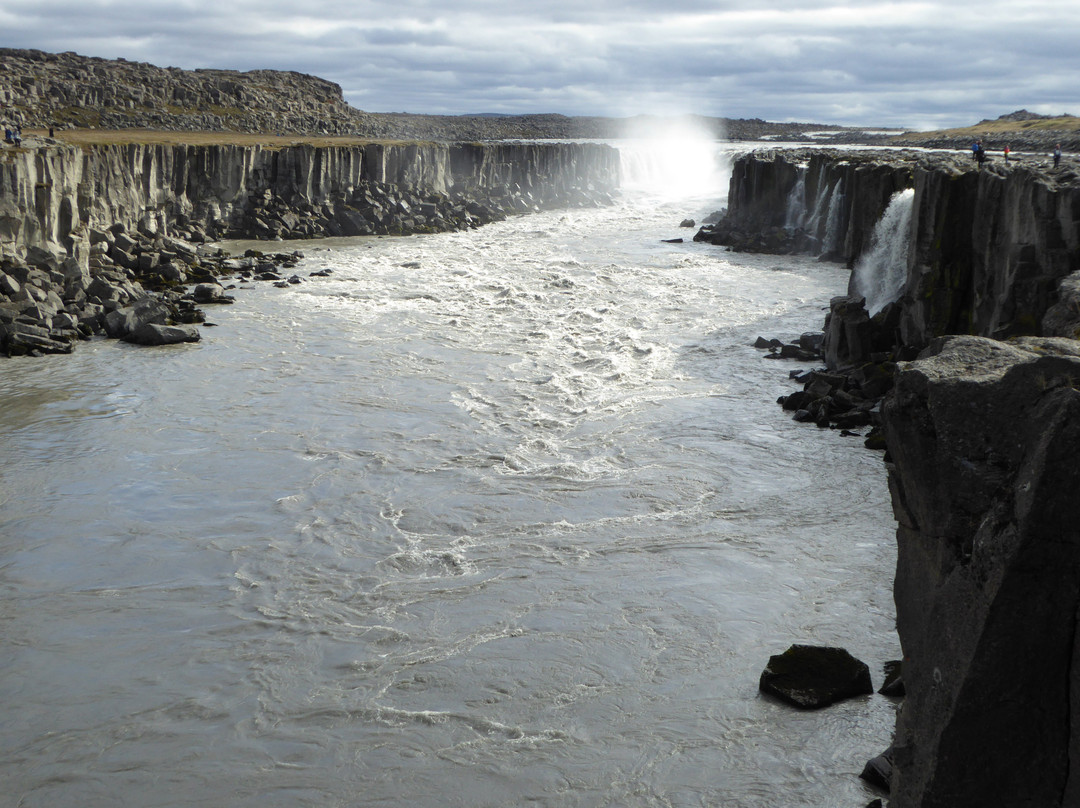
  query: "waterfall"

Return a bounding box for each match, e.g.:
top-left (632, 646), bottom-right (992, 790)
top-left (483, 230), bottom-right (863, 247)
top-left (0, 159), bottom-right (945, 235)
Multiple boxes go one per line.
top-left (783, 168), bottom-right (807, 231)
top-left (851, 188), bottom-right (915, 315)
top-left (617, 132), bottom-right (729, 201)
top-left (803, 167), bottom-right (832, 238)
top-left (822, 181), bottom-right (844, 256)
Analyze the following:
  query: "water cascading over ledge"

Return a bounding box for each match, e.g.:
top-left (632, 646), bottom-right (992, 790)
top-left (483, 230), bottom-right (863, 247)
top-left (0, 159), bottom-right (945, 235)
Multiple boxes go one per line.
top-left (697, 148), bottom-right (1080, 362)
top-left (850, 187), bottom-right (915, 316)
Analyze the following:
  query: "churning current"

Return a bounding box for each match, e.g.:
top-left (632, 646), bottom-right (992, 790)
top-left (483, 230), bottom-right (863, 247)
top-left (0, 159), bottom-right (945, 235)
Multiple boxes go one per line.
top-left (0, 142), bottom-right (899, 808)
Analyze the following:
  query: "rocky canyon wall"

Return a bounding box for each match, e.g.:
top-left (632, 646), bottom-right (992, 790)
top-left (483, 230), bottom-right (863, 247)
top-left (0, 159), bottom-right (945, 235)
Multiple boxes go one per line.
top-left (0, 139), bottom-right (618, 354)
top-left (0, 140), bottom-right (619, 262)
top-left (883, 335), bottom-right (1080, 807)
top-left (702, 149), bottom-right (1080, 361)
top-left (713, 151), bottom-right (1080, 805)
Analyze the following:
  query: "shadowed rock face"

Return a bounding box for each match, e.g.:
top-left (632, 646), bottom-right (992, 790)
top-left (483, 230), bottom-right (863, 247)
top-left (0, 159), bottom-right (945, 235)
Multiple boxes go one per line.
top-left (703, 149), bottom-right (1080, 363)
top-left (882, 335), bottom-right (1080, 807)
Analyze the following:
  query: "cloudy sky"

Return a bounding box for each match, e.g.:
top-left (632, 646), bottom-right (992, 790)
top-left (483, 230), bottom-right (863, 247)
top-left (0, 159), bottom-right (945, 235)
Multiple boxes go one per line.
top-left (2, 0), bottom-right (1077, 129)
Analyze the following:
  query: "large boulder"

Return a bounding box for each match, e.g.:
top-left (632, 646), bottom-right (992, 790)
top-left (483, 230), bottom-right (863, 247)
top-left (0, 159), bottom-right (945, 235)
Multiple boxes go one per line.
top-left (192, 282), bottom-right (232, 304)
top-left (103, 297), bottom-right (172, 339)
top-left (883, 335), bottom-right (1080, 807)
top-left (758, 644), bottom-right (873, 709)
top-left (124, 322), bottom-right (200, 346)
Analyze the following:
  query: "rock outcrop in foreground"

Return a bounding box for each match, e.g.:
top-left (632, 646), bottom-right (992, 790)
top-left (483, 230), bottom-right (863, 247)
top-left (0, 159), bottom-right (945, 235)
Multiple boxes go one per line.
top-left (883, 335), bottom-right (1080, 807)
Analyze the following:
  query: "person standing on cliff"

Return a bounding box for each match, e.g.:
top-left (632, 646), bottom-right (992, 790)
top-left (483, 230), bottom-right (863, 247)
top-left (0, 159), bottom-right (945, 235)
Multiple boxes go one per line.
top-left (1054, 144), bottom-right (1062, 168)
top-left (976, 141), bottom-right (987, 169)
top-left (972, 140), bottom-right (980, 161)
top-left (1004, 144), bottom-right (1011, 164)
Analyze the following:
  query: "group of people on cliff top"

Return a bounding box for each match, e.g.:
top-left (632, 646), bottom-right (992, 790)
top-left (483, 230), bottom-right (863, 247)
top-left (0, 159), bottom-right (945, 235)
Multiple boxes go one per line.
top-left (971, 139), bottom-right (1064, 168)
top-left (3, 124), bottom-right (22, 146)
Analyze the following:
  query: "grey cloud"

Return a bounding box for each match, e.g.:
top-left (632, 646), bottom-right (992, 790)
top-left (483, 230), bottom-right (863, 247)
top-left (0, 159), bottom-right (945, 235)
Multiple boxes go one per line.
top-left (1, 0), bottom-right (1078, 127)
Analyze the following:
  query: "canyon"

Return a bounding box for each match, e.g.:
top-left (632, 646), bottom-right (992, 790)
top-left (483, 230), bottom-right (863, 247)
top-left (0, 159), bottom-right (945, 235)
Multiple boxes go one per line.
top-left (707, 147), bottom-right (1080, 806)
top-left (0, 138), bottom-right (618, 353)
top-left (6, 107), bottom-right (1080, 802)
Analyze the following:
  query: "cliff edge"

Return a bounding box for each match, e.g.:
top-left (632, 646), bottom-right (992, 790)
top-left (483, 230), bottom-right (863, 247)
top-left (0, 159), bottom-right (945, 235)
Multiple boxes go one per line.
top-left (883, 335), bottom-right (1080, 807)
top-left (703, 148), bottom-right (1080, 804)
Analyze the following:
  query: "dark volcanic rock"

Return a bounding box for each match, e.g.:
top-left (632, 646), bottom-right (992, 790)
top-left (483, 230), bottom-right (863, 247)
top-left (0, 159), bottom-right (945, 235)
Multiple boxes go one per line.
top-left (883, 335), bottom-right (1080, 807)
top-left (758, 644), bottom-right (873, 709)
top-left (860, 746), bottom-right (894, 792)
top-left (124, 322), bottom-right (201, 346)
top-left (878, 660), bottom-right (904, 697)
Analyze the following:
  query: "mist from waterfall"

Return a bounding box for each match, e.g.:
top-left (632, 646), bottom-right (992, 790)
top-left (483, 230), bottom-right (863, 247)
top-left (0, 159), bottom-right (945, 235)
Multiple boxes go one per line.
top-left (616, 118), bottom-right (729, 201)
top-left (851, 187), bottom-right (915, 315)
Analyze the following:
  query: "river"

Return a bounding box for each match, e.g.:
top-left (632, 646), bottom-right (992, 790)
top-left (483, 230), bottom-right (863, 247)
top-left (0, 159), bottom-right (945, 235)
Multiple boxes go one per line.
top-left (0, 141), bottom-right (899, 807)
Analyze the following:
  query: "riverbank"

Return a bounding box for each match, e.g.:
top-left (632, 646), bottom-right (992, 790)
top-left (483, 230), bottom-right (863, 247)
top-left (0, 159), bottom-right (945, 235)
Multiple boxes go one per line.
top-left (1, 137), bottom-right (619, 356)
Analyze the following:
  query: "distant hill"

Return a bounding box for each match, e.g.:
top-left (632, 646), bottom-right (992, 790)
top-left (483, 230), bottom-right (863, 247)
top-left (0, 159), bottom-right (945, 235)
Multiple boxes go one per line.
top-left (890, 110), bottom-right (1080, 152)
top-left (0, 47), bottom-right (885, 143)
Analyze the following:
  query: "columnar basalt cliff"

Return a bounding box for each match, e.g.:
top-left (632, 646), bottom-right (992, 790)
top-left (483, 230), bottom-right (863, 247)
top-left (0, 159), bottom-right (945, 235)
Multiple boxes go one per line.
top-left (701, 148), bottom-right (1080, 364)
top-left (703, 149), bottom-right (1080, 805)
top-left (1, 140), bottom-right (619, 253)
top-left (883, 335), bottom-right (1080, 807)
top-left (0, 139), bottom-right (619, 354)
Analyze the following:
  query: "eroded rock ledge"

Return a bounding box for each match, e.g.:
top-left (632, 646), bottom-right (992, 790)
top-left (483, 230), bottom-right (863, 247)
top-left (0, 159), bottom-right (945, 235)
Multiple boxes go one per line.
top-left (883, 335), bottom-right (1080, 807)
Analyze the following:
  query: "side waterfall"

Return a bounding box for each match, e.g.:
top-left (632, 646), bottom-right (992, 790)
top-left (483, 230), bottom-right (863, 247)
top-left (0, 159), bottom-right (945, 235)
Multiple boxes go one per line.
top-left (803, 166), bottom-right (832, 237)
top-left (821, 181), bottom-right (844, 256)
top-left (783, 168), bottom-right (807, 230)
top-left (850, 188), bottom-right (915, 315)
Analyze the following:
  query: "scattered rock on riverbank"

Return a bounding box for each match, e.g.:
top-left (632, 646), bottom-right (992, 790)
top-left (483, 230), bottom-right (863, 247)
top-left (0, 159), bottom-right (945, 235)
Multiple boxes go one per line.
top-left (0, 228), bottom-right (305, 357)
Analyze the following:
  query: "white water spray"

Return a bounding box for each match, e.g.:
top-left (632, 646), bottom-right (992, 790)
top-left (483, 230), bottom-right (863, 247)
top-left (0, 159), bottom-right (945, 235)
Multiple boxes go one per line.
top-left (803, 166), bottom-right (831, 237)
top-left (616, 118), bottom-right (729, 201)
top-left (851, 188), bottom-right (915, 315)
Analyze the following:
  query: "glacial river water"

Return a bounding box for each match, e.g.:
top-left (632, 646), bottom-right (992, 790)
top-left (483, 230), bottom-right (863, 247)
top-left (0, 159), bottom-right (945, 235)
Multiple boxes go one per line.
top-left (0, 142), bottom-right (899, 807)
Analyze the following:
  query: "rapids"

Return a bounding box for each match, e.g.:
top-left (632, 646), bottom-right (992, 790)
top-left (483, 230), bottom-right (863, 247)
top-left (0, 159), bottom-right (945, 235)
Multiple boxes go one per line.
top-left (0, 142), bottom-right (899, 807)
